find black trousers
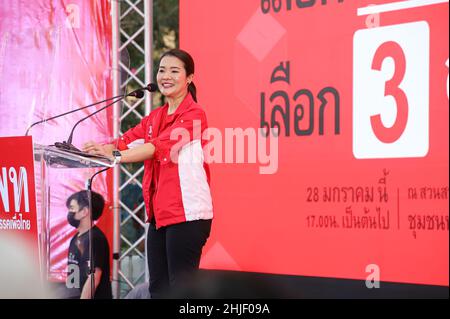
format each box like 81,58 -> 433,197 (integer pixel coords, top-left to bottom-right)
146,219 -> 212,298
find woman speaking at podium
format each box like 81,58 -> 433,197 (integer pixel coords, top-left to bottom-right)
83,49 -> 213,298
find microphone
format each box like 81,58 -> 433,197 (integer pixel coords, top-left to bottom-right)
52,83 -> 157,152
129,90 -> 145,99
146,83 -> 159,92
25,83 -> 158,136
127,83 -> 158,98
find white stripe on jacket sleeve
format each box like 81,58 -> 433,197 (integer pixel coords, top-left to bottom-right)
178,140 -> 213,221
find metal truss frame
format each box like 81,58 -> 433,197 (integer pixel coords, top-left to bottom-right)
111,0 -> 153,299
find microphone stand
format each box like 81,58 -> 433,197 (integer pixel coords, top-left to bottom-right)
54,96 -> 125,152
25,84 -> 151,141
25,94 -> 124,136
55,89 -> 146,152
86,166 -> 112,299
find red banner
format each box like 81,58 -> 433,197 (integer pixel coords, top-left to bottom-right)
181,0 -> 449,286
0,136 -> 39,268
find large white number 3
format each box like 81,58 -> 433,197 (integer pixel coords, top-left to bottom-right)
353,21 -> 429,159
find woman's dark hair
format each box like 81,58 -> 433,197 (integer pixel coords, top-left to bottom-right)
159,49 -> 197,102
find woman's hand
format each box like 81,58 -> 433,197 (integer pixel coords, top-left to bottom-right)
83,142 -> 115,158
83,141 -> 156,163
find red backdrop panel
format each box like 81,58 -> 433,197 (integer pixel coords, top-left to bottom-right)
181,0 -> 449,286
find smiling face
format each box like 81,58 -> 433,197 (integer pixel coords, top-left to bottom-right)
157,55 -> 194,100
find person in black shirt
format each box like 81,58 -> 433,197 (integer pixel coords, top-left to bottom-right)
66,190 -> 112,299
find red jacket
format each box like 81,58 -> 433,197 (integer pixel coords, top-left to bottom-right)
114,93 -> 213,228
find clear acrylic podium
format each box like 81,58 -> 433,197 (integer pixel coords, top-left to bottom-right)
33,143 -> 114,282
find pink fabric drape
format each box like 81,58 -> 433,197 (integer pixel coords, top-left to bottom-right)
0,0 -> 114,281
